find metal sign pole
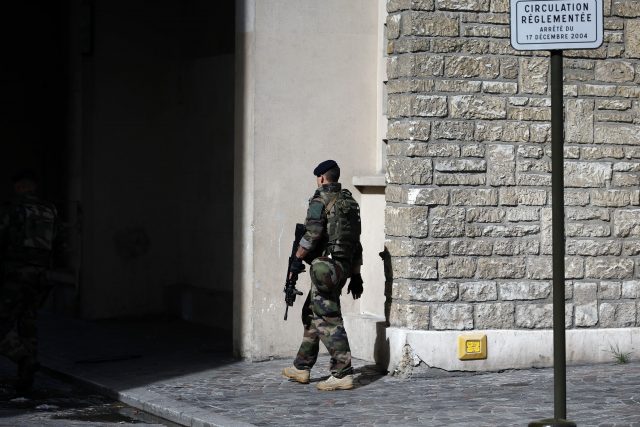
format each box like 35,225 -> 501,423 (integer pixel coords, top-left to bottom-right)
513,1 -> 604,425
550,49 -> 568,423
529,49 -> 576,427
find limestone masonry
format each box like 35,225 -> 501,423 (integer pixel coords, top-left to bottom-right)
384,0 -> 640,332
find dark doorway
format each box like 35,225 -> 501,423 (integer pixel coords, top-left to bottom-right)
2,1 -> 235,340
0,2 -> 69,204
74,0 -> 236,333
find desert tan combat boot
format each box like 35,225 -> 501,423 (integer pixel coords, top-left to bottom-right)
316,374 -> 353,391
282,366 -> 310,384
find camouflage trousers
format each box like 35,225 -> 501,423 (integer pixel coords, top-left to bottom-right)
0,272 -> 42,366
293,257 -> 352,378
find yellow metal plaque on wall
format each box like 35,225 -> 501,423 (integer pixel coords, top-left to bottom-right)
457,334 -> 488,360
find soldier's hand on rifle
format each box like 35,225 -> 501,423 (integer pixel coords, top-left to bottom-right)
284,286 -> 303,306
289,257 -> 305,276
347,273 -> 364,300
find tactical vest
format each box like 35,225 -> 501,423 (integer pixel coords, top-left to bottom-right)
321,189 -> 361,262
3,198 -> 56,267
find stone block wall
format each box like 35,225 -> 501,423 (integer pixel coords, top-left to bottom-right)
385,0 -> 640,331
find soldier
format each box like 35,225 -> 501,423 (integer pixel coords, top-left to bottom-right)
0,170 -> 57,391
282,160 -> 364,391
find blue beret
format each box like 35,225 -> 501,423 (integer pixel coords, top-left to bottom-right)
313,160 -> 338,176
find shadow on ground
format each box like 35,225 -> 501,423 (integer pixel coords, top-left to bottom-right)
38,311 -> 235,392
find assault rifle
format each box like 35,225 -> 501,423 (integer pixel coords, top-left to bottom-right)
283,223 -> 305,320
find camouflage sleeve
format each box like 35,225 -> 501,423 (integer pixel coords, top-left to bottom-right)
352,241 -> 363,267
299,196 -> 326,252
52,203 -> 59,240
51,204 -> 63,259
0,207 -> 7,234
0,205 -> 8,259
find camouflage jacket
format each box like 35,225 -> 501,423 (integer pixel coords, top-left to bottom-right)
0,194 -> 58,268
299,183 -> 362,274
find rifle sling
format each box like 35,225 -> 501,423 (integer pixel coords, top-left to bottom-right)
324,194 -> 339,216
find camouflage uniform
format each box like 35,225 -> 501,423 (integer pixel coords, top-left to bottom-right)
0,193 -> 57,373
293,182 -> 362,378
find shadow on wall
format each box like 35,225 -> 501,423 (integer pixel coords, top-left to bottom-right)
373,247 -> 393,371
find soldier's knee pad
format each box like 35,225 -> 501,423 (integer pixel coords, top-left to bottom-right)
310,258 -> 341,294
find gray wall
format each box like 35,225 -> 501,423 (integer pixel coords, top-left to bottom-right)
234,0 -> 380,359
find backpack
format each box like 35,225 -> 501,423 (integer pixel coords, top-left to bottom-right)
325,189 -> 361,260
3,199 -> 56,266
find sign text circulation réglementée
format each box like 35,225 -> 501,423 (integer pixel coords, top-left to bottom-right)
521,2 -> 593,24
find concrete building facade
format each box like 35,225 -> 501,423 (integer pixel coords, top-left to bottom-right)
382,0 -> 640,373
235,0 -> 640,374
5,0 -> 640,375
234,0 -> 388,360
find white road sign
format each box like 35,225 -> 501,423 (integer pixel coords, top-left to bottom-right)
510,0 -> 603,50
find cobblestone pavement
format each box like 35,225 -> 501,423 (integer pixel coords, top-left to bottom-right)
38,314 -> 640,427
145,356 -> 640,427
